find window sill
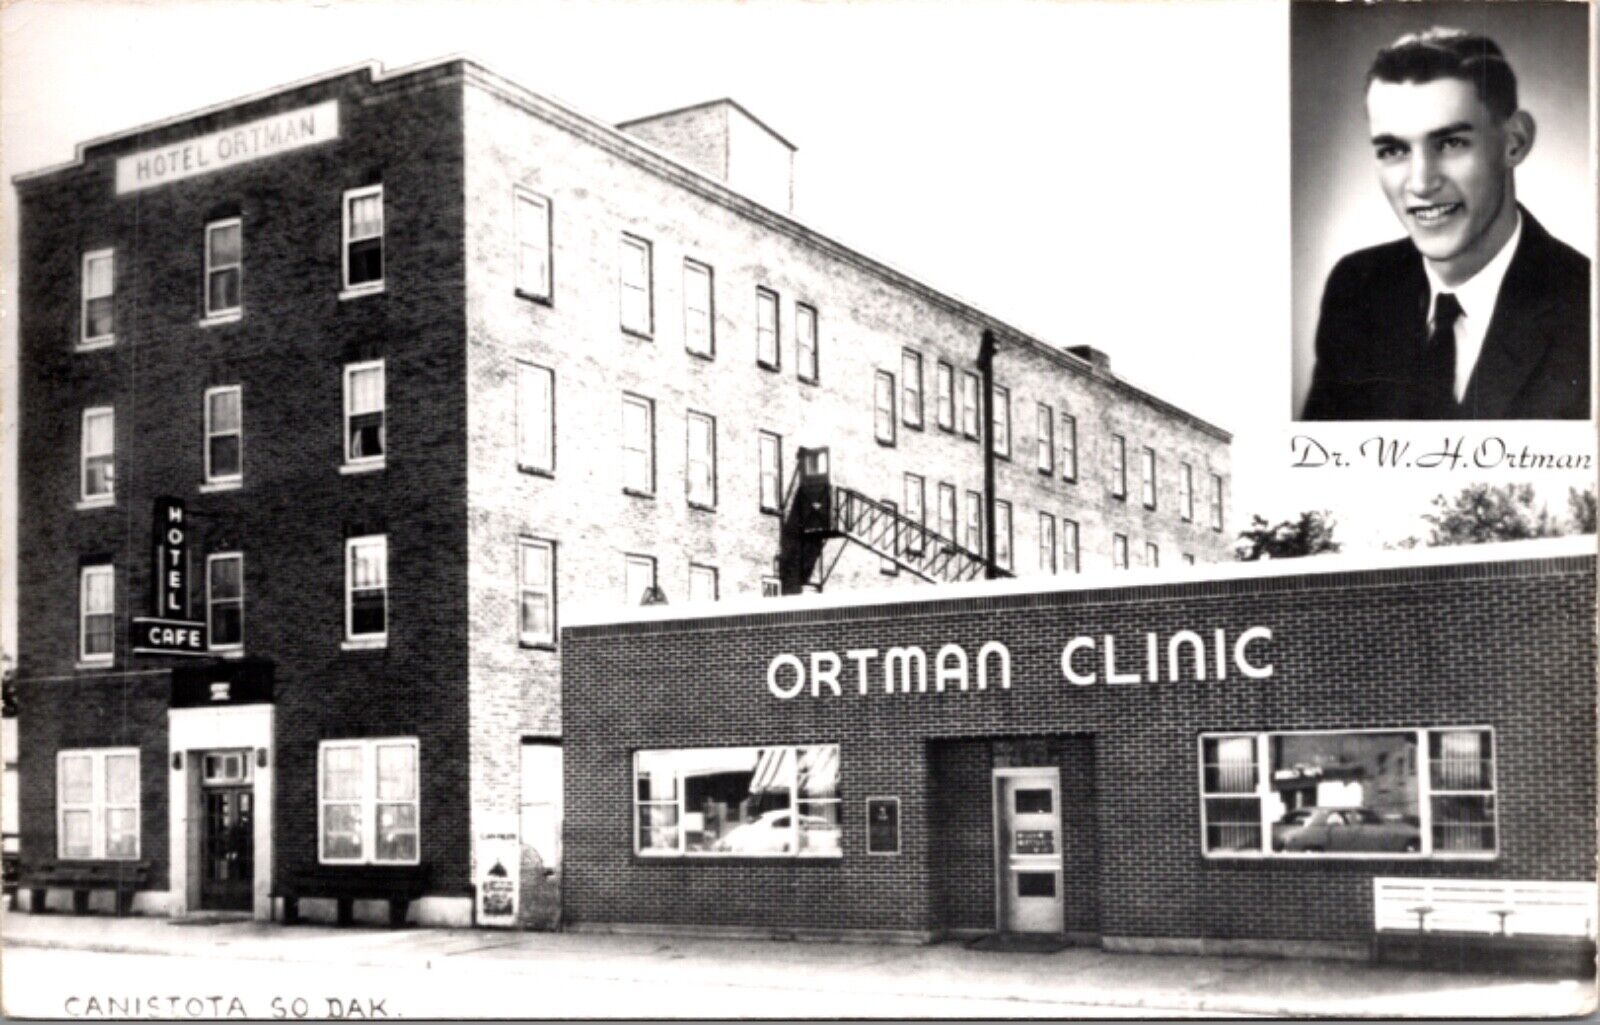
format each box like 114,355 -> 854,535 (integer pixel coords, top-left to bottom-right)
1143,504 -> 1158,513
902,421 -> 924,433
635,851 -> 844,862
687,501 -> 717,513
75,659 -> 114,670
519,639 -> 558,651
685,348 -> 716,363
515,288 -> 553,306
623,488 -> 655,500
518,464 -> 555,479
75,496 -> 115,511
340,459 -> 386,476
756,361 -> 780,373
76,337 -> 116,353
339,282 -> 386,301
760,506 -> 781,517
798,375 -> 819,387
207,648 -> 245,659
340,637 -> 387,651
875,438 -> 896,448
621,327 -> 654,342
199,310 -> 242,328
200,479 -> 243,494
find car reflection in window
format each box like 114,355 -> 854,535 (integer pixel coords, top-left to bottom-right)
1272,806 -> 1420,854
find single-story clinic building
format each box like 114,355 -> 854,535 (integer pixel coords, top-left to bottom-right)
560,537 -> 1597,963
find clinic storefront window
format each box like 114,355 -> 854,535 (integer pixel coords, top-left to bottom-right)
1199,727 -> 1496,859
635,745 -> 841,857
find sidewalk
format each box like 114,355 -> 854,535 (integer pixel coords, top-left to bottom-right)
3,909 -> 1595,1018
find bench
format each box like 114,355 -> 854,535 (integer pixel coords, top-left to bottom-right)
1373,878 -> 1597,976
275,865 -> 430,928
20,860 -> 150,916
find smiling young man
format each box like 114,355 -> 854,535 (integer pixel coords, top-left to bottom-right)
1301,28 -> 1591,421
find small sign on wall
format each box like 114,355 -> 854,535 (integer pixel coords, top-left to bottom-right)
473,813 -> 520,928
867,797 -> 900,855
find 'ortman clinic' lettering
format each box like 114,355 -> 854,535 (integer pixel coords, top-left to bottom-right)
766,628 -> 1274,699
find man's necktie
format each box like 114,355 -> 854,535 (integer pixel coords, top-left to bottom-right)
1423,293 -> 1463,418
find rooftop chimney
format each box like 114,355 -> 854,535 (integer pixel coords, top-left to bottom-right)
617,99 -> 795,213
1067,345 -> 1111,373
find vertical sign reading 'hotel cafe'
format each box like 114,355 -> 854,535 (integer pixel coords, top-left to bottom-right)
129,496 -> 208,656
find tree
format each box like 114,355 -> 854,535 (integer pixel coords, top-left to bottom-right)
1422,483 -> 1560,546
1567,486 -> 1596,535
1235,511 -> 1341,561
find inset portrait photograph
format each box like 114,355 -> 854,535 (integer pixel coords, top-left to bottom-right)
1292,2 -> 1594,421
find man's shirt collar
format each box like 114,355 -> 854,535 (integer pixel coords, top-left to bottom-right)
1424,209 -> 1523,324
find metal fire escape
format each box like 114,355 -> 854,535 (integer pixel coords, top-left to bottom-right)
777,447 -> 1008,592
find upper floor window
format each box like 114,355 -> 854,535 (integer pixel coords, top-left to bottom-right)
343,361 -> 385,468
964,490 -> 983,555
1141,446 -> 1157,509
342,185 -> 384,293
517,362 -> 554,475
759,431 -> 783,513
994,500 -> 1013,571
58,748 -> 139,860
935,362 -> 955,432
901,350 -> 924,428
1062,518 -> 1081,573
1180,462 -> 1195,522
515,189 -> 552,302
1210,473 -> 1225,532
621,394 -> 655,496
81,249 -> 115,347
80,563 -> 114,664
204,219 -> 242,318
991,385 -> 1011,459
619,235 -> 653,337
688,563 -> 719,603
207,552 -> 244,652
624,554 -> 658,605
1038,512 -> 1057,573
880,499 -> 900,575
1035,404 -> 1054,474
686,411 -> 717,508
319,738 -> 418,865
1112,532 -> 1129,569
959,372 -> 980,439
761,576 -> 782,598
874,371 -> 896,445
345,535 -> 387,644
937,483 -> 957,542
756,288 -> 779,370
81,407 -> 115,505
795,304 -> 818,383
1060,413 -> 1078,482
1183,553 -> 1196,566
1110,434 -> 1127,499
903,473 -> 926,556
518,538 -> 555,646
683,259 -> 714,357
1144,541 -> 1160,568
204,386 -> 243,485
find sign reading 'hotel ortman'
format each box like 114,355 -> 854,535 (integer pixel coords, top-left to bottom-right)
115,99 -> 340,194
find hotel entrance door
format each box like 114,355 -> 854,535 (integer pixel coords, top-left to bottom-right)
199,751 -> 254,912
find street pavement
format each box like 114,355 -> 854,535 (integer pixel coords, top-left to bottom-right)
2,909 -> 1595,1019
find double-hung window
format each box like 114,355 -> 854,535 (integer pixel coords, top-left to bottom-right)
937,483 -> 957,544
345,535 -> 387,644
1210,473 -> 1225,531
81,249 -> 115,347
1110,434 -> 1127,499
1060,413 -> 1078,482
624,554 -> 657,605
342,185 -> 384,293
343,361 -> 385,468
518,538 -> 555,646
81,407 -> 114,504
619,235 -> 653,337
756,288 -> 779,370
686,411 -> 717,508
683,259 -> 714,357
758,431 -> 783,513
204,386 -> 243,485
204,219 -> 242,318
1036,404 -> 1054,474
1062,519 -> 1080,573
207,552 -> 243,652
795,304 -> 818,382
1180,463 -> 1195,522
880,500 -> 900,575
688,564 -> 719,603
621,394 -> 655,496
903,473 -> 926,556
79,564 -> 114,664
516,362 -> 555,475
959,372 -> 980,439
990,385 -> 1011,459
635,744 -> 841,857
58,748 -> 139,860
1141,446 -> 1157,509
515,189 -> 552,301
874,371 -> 896,445
1112,532 -> 1129,569
1144,541 -> 1160,568
319,738 -> 418,864
1039,512 -> 1057,573
964,490 -> 983,555
994,500 -> 1013,570
935,362 -> 955,431
901,350 -> 923,428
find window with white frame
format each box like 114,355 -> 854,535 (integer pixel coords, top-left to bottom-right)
635,744 -> 841,857
204,386 -> 243,484
1036,404 -> 1054,474
937,483 -> 957,543
759,431 -> 782,513
621,394 -> 655,495
761,576 -> 782,597
515,189 -> 552,301
319,738 -> 419,864
1039,512 -> 1057,573
79,564 -> 114,664
1110,434 -> 1127,499
991,385 -> 1011,459
683,259 -> 714,357
207,552 -> 243,652
995,500 -> 1013,570
1199,728 -> 1496,858
1062,519 -> 1080,573
516,362 -> 554,475
1112,532 -> 1128,569
1141,446 -> 1157,509
81,249 -> 115,346
342,185 -> 384,291
205,219 -> 242,317
880,499 -> 900,575
518,538 -> 555,646
345,535 -> 387,643
903,473 -> 925,556
1144,541 -> 1159,568
619,235 -> 653,336
936,362 -> 955,431
901,350 -> 923,428
795,304 -> 818,382
1210,473 -> 1225,532
343,361 -> 385,466
959,372 -> 980,439
1180,462 -> 1195,522
756,288 -> 779,369
81,407 -> 114,503
1060,413 -> 1078,482
58,748 -> 139,860
874,371 -> 896,445
688,563 -> 719,603
964,490 -> 983,555
686,411 -> 717,508
624,554 -> 657,605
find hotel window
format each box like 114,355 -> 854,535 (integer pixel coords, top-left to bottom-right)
1060,413 -> 1078,482
624,554 -> 657,605
964,490 -> 983,555
204,219 -> 242,318
688,564 -> 719,603
959,372 -> 980,439
319,738 -> 419,865
796,304 -> 818,382
1110,434 -> 1127,499
343,361 -> 385,467
634,744 -> 841,858
1199,728 -> 1496,858
619,235 -> 653,337
518,538 -> 555,646
345,535 -> 387,644
758,431 -> 783,513
994,500 -> 1013,571
901,350 -> 923,428
57,749 -> 139,860
1112,532 -> 1128,569
81,249 -> 115,346
874,371 -> 896,445
903,473 -> 926,556
683,259 -> 714,357
1210,473 -> 1225,531
79,564 -> 114,664
516,362 -> 555,475
1144,541 -> 1159,568
342,185 -> 383,292
1180,462 -> 1195,522
935,361 -> 955,431
1141,446 -> 1157,509
81,407 -> 115,504
621,394 -> 655,496
515,189 -> 552,302
761,576 -> 782,598
937,483 -> 957,544
990,385 -> 1011,459
207,553 -> 243,652
1182,553 -> 1196,565
1038,512 -> 1057,573
204,386 -> 242,485
1062,519 -> 1080,573
755,288 -> 779,370
1036,404 -> 1054,474
686,411 -> 717,508
880,500 -> 900,575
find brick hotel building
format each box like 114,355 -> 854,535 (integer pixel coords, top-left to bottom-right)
12,58 -> 1231,925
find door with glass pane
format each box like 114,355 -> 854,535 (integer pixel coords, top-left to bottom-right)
200,750 -> 253,911
994,768 -> 1064,933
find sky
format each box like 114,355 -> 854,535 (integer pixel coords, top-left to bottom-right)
2,0 -> 1594,659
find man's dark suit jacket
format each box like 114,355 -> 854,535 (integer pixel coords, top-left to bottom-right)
1301,209 -> 1592,420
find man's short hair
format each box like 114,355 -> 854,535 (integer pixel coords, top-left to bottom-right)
1368,27 -> 1518,121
